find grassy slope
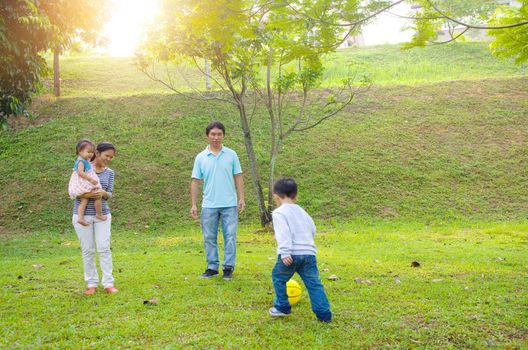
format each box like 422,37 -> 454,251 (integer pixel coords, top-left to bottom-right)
0,43 -> 527,233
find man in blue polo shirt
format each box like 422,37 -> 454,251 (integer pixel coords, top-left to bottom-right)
190,121 -> 245,280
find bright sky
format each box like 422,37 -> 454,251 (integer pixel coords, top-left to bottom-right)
103,1 -> 414,57
104,0 -> 160,57
361,3 -> 415,45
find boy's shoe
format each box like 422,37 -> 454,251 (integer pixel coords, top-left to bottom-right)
269,307 -> 290,317
222,267 -> 233,280
200,269 -> 219,278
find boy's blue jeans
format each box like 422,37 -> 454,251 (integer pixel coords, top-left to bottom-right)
272,255 -> 332,322
200,206 -> 238,271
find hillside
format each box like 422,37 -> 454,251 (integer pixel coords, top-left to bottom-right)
0,43 -> 527,233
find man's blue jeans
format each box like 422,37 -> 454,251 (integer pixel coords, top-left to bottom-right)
201,206 -> 238,271
272,255 -> 332,322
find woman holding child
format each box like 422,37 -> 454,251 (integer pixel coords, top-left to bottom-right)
70,141 -> 118,295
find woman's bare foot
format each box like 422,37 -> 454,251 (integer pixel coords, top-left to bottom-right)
105,287 -> 118,294
96,214 -> 107,221
78,218 -> 89,226
84,287 -> 97,295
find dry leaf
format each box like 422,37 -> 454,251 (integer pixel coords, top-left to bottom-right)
432,279 -> 443,283
411,261 -> 420,268
327,274 -> 338,281
32,264 -> 44,270
143,298 -> 157,306
394,276 -> 401,284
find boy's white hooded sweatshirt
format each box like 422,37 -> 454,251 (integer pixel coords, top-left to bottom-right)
272,203 -> 317,258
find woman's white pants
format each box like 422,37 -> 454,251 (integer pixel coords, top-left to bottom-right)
72,214 -> 114,288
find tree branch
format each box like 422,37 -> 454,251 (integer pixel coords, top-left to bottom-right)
424,0 -> 528,30
139,64 -> 236,105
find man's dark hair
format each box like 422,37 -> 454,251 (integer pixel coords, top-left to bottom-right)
206,121 -> 225,136
273,177 -> 298,199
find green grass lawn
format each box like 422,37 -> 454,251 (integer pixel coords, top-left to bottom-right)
1,222 -> 526,348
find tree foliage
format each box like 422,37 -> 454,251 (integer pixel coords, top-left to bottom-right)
489,1 -> 528,63
0,0 -> 110,127
405,0 -> 528,63
139,0 -> 371,225
0,0 -> 53,128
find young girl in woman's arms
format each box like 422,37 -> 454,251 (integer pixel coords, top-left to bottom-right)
68,139 -> 107,226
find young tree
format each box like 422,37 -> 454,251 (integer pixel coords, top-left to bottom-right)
138,0 -> 370,226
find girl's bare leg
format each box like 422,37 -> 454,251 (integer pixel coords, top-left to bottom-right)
78,198 -> 89,226
95,198 -> 107,221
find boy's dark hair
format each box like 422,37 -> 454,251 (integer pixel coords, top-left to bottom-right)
273,177 -> 298,199
76,139 -> 95,155
206,121 -> 225,136
91,142 -> 116,161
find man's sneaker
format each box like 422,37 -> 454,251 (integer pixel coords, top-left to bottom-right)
269,307 -> 290,317
200,269 -> 218,278
222,267 -> 233,280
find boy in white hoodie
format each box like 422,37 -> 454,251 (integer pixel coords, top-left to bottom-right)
269,177 -> 332,322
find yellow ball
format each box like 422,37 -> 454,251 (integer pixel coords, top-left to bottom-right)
286,279 -> 303,305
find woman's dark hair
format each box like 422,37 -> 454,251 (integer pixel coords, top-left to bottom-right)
273,177 -> 298,199
206,121 -> 225,136
90,142 -> 116,161
76,139 -> 95,155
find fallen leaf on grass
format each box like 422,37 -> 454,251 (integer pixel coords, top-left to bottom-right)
143,298 -> 157,306
322,268 -> 330,272
354,277 -> 373,285
59,260 -> 73,265
432,279 -> 443,283
327,274 -> 338,281
411,261 -> 420,268
32,264 -> 44,270
394,276 -> 401,284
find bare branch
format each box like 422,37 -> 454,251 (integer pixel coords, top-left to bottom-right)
291,79 -> 370,133
139,63 -> 236,105
191,57 -> 227,92
424,0 -> 528,30
288,0 -> 405,27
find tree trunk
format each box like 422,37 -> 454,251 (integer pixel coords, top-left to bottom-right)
236,101 -> 272,226
53,48 -> 60,97
266,48 -> 278,212
204,58 -> 212,91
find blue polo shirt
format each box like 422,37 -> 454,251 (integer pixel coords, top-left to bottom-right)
191,145 -> 242,208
